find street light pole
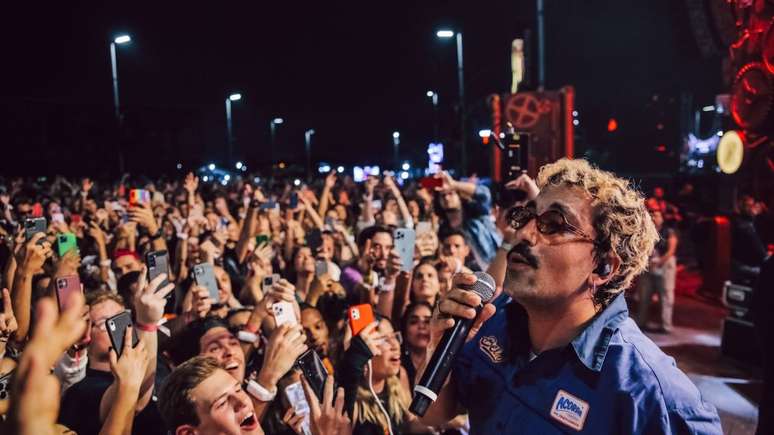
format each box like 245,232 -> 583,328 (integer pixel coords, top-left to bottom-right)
437,30 -> 467,175
269,118 -> 284,165
109,34 -> 131,173
304,129 -> 315,181
225,93 -> 241,165
392,131 -> 400,171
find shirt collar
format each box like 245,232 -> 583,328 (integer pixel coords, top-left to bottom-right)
570,292 -> 630,372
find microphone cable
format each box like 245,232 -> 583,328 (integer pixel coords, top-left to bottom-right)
367,360 -> 395,435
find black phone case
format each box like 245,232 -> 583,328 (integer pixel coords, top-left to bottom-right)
296,349 -> 328,402
307,230 -> 323,253
193,263 -> 220,302
106,311 -> 139,358
146,250 -> 171,292
24,218 -> 47,241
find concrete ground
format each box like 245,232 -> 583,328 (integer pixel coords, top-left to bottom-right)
629,267 -> 762,435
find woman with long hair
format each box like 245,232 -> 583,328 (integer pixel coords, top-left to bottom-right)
399,301 -> 432,389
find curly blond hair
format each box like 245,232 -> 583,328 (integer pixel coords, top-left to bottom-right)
536,158 -> 659,305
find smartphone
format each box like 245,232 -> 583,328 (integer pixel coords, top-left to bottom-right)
348,303 -> 375,336
70,214 -> 82,225
51,212 -> 65,224
284,381 -> 312,435
289,192 -> 299,209
324,217 -> 335,230
24,217 -> 47,241
296,349 -> 328,402
54,274 -> 82,312
314,260 -> 328,278
32,203 -> 44,218
420,177 -> 444,190
307,229 -> 323,253
255,234 -> 271,246
193,263 -> 220,302
145,250 -> 171,291
129,189 -> 150,206
272,301 -> 297,327
262,273 -> 280,292
394,228 -> 416,272
371,200 -> 382,211
56,232 -> 78,257
106,311 -> 139,358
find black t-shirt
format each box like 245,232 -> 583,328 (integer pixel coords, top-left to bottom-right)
59,368 -> 166,435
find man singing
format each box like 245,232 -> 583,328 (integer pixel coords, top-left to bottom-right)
420,159 -> 722,434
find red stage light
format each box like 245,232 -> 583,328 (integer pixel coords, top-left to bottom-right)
607,118 -> 618,132
656,144 -> 667,152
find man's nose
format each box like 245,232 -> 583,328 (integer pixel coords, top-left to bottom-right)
517,218 -> 538,246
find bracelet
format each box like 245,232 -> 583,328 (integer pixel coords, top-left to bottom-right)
135,322 -> 159,332
100,259 -> 112,267
238,330 -> 259,343
499,242 -> 514,253
150,229 -> 164,240
246,379 -> 277,402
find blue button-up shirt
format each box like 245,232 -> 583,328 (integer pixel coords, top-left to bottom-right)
452,293 -> 722,434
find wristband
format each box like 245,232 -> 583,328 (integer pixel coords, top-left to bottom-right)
238,330 -> 259,343
150,229 -> 164,240
499,242 -> 514,253
100,259 -> 112,267
246,379 -> 277,402
135,322 -> 159,332
244,323 -> 260,334
378,277 -> 395,292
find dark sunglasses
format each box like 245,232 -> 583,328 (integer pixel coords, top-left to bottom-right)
507,206 -> 596,243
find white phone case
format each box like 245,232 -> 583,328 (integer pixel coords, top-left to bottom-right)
394,228 -> 416,272
285,382 -> 311,435
272,301 -> 297,327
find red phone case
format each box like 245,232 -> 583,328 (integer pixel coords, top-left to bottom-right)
348,304 -> 375,336
420,177 -> 443,190
55,274 -> 82,312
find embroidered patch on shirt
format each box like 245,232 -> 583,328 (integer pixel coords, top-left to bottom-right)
550,389 -> 589,431
478,335 -> 504,363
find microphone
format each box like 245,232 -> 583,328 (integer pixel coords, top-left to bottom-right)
410,271 -> 496,417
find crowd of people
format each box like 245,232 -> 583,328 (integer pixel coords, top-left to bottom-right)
0,158 -> 754,434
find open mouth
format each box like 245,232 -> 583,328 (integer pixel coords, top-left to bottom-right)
224,360 -> 240,371
240,412 -> 258,430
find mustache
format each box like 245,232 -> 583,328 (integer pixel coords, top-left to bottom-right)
508,242 -> 539,268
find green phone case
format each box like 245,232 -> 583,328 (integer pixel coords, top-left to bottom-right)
57,232 -> 78,257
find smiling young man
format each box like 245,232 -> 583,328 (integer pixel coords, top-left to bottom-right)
158,356 -> 263,435
420,159 -> 722,434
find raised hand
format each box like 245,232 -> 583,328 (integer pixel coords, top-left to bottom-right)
504,173 -> 539,201
432,273 -> 496,349
183,172 -> 199,194
257,324 -> 308,391
19,233 -> 51,275
0,288 -> 19,340
128,202 -> 159,234
189,285 -> 213,320
133,267 -> 174,326
108,328 -> 150,393
324,172 -> 337,189
302,376 -> 352,435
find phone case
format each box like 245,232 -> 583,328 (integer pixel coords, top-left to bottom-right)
24,218 -> 47,241
262,274 -> 279,292
348,304 -> 375,336
146,250 -> 171,291
255,234 -> 271,246
0,371 -> 12,400
420,177 -> 443,190
106,311 -> 139,358
289,193 -> 299,209
55,274 -> 82,312
284,381 -> 312,435
129,189 -> 150,206
394,228 -> 416,272
314,260 -> 328,277
296,349 -> 328,402
56,233 -> 78,257
193,263 -> 220,302
272,301 -> 297,327
307,230 -> 323,253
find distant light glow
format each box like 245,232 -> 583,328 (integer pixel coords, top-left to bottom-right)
607,118 -> 618,132
241,166 -> 247,172
437,30 -> 454,38
235,161 -> 243,169
572,110 -> 578,117
221,180 -> 228,186
392,131 -> 400,139
353,166 -> 365,182
273,118 -> 284,125
278,162 -> 286,169
114,35 -> 131,44
478,129 -> 492,138
224,174 -> 230,181
400,171 -> 409,180
401,162 -> 410,171
293,179 -> 301,186
318,164 -> 332,174
228,93 -> 242,101
426,91 -> 435,97
702,105 -> 715,112
717,130 -> 723,136
573,119 -> 580,126
208,163 -> 215,171
202,176 -> 209,182
337,166 -> 345,173
176,163 -> 182,169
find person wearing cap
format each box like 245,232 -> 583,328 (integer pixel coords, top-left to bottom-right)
419,159 -> 721,434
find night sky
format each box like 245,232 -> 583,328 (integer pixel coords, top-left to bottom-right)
0,0 -> 725,177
